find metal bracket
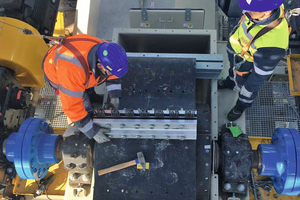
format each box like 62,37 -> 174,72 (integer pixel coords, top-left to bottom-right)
185,8 -> 191,21
141,8 -> 148,21
93,118 -> 197,140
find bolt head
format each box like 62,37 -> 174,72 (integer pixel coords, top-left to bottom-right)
6,167 -> 12,174
70,173 -> 78,181
135,124 -> 140,129
151,135 -> 155,139
66,163 -> 76,169
164,124 -> 170,129
120,124 -> 125,128
149,124 -> 155,129
82,174 -> 90,182
179,136 -> 185,141
237,183 -> 245,192
224,183 -> 231,190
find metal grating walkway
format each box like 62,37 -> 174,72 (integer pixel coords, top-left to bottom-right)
34,82 -> 68,128
246,81 -> 300,137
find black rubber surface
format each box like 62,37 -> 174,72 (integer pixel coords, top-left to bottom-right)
94,139 -> 196,200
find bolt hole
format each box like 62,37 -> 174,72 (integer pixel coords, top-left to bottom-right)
145,90 -> 148,92
182,91 -> 185,93
157,90 -> 160,92
150,191 -> 153,194
136,190 -> 138,193
16,116 -> 19,119
180,192 -> 183,195
170,90 -> 172,93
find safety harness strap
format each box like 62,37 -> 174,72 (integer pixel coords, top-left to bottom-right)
240,17 -> 283,57
239,7 -> 286,60
61,37 -> 105,86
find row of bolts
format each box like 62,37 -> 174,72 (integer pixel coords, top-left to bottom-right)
105,124 -> 186,129
104,123 -> 187,140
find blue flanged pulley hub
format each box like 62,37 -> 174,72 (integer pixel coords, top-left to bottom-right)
258,128 -> 300,196
5,117 -> 62,180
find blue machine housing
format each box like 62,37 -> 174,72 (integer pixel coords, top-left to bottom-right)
5,117 -> 62,180
258,128 -> 300,196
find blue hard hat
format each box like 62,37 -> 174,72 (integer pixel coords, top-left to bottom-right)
97,43 -> 128,78
239,0 -> 284,12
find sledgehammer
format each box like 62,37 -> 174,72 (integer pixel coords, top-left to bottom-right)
98,152 -> 146,176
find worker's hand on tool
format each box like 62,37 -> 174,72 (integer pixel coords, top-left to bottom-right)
93,124 -> 111,143
110,97 -> 119,110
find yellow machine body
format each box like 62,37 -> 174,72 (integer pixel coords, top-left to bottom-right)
0,17 -> 48,87
287,54 -> 300,96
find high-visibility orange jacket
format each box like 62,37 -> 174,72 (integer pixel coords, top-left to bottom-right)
43,34 -> 120,123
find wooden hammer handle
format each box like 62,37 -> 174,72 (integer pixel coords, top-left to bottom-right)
98,160 -> 136,176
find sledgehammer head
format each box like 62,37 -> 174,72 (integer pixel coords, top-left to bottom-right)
137,152 -> 146,170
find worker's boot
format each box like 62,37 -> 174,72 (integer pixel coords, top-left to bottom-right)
218,78 -> 235,90
227,105 -> 245,121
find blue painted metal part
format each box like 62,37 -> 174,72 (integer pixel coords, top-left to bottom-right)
5,117 -> 62,180
258,128 -> 300,196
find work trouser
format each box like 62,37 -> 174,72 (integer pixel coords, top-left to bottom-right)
223,55 -> 258,111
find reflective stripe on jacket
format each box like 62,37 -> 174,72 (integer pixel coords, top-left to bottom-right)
42,34 -> 118,122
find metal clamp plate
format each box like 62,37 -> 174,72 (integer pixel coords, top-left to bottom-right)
93,118 -> 197,140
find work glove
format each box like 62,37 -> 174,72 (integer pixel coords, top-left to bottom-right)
93,124 -> 111,143
110,97 -> 119,110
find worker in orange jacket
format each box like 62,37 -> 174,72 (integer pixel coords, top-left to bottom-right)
42,34 -> 128,143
